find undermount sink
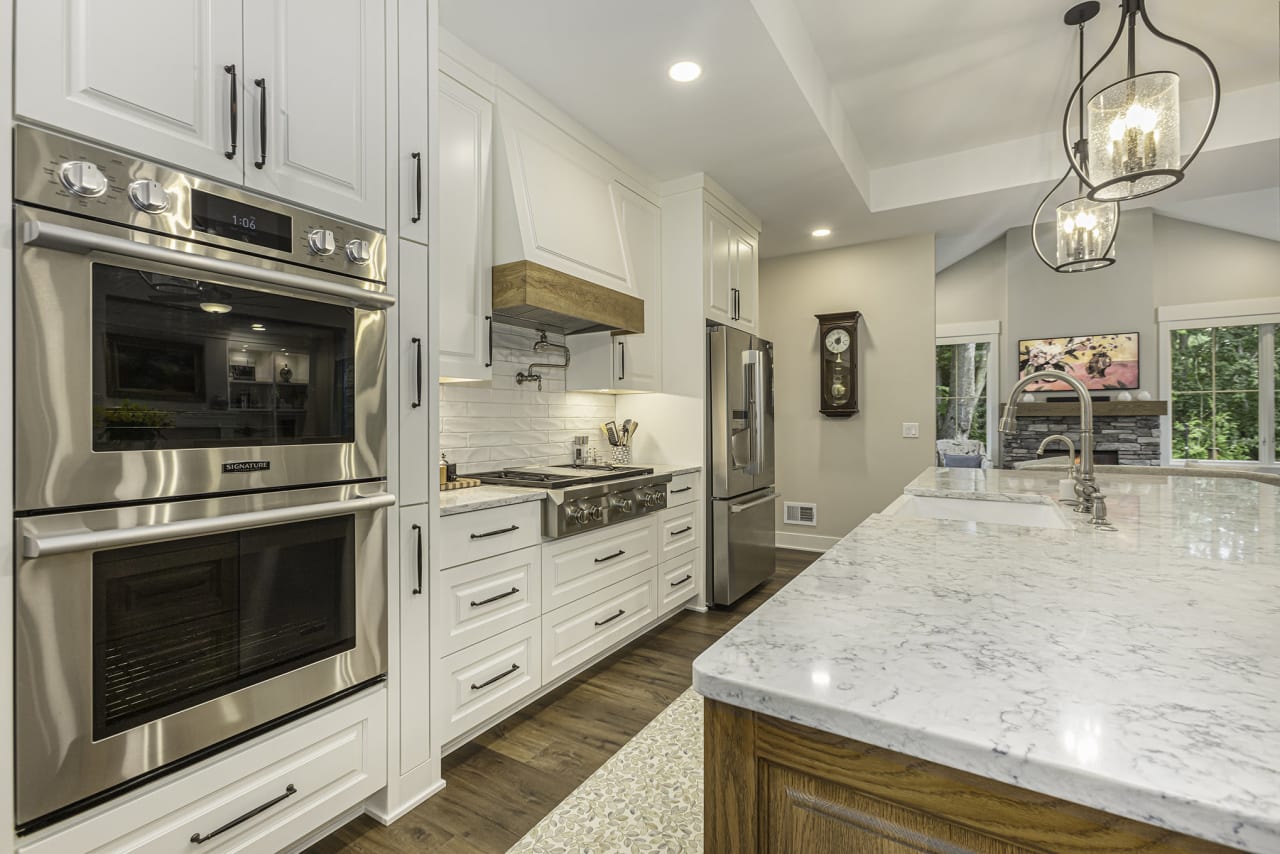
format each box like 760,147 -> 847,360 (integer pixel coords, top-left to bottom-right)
883,494 -> 1071,530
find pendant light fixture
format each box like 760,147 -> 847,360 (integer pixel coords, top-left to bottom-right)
1033,2 -> 1119,273
1062,0 -> 1220,202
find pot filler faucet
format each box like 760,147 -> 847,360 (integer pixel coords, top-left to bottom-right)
1000,369 -> 1110,527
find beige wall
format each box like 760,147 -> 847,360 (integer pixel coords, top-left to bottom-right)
760,234 -> 936,546
935,236 -> 1007,328
1153,216 -> 1280,306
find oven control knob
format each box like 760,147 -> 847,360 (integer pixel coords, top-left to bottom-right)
127,179 -> 170,213
59,160 -> 109,198
345,238 -> 372,264
307,228 -> 336,256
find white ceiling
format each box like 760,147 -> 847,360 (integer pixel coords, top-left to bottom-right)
440,0 -> 1280,268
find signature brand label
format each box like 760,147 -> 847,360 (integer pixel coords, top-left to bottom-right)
222,461 -> 271,473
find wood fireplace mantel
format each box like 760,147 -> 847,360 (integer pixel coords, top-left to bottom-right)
999,400 -> 1169,417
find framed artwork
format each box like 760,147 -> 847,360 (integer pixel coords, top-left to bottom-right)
1017,333 -> 1139,391
228,363 -> 257,381
105,334 -> 206,401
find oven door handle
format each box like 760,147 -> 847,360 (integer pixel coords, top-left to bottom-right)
22,493 -> 396,558
21,219 -> 395,311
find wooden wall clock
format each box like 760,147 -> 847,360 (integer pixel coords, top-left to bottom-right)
816,311 -> 861,417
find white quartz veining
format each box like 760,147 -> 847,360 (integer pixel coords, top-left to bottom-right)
693,467 -> 1280,851
438,485 -> 546,516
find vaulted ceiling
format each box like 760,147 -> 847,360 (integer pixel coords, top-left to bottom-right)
441,0 -> 1280,269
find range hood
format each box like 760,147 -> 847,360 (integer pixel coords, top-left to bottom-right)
493,260 -> 644,335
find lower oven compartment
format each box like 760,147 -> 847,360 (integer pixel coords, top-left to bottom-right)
14,483 -> 391,832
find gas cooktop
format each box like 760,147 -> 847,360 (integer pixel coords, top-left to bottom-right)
471,465 -> 654,490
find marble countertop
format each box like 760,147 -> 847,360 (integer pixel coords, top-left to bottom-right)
693,467 -> 1280,851
438,463 -> 700,516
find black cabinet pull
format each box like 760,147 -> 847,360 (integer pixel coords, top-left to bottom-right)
410,151 -> 423,223
411,523 -> 423,595
471,663 -> 519,691
618,340 -> 625,382
471,524 -> 519,540
190,784 -> 297,844
670,574 -> 693,587
253,77 -> 267,169
670,526 -> 692,536
594,609 -> 626,627
223,64 -> 238,160
594,549 -> 625,564
485,315 -> 493,368
671,486 -> 693,494
471,587 -> 519,607
411,337 -> 423,408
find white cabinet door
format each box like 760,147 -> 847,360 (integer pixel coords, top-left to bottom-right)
704,202 -> 735,325
398,505 -> 432,774
438,74 -> 493,382
243,0 -> 386,226
15,0 -> 244,184
733,229 -> 759,332
397,0 -> 431,244
398,239 -> 433,507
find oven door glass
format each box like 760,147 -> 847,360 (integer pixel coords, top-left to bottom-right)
92,263 -> 356,451
92,515 -> 356,740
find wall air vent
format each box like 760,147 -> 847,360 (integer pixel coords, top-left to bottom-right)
783,501 -> 817,526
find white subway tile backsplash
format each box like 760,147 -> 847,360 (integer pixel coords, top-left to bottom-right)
440,323 -> 615,474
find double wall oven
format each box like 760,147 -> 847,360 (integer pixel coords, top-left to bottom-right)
12,126 -> 393,832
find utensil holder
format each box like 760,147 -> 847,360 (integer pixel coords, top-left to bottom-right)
611,446 -> 632,466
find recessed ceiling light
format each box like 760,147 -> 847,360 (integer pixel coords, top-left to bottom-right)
811,228 -> 832,238
251,323 -> 266,331
668,61 -> 702,83
200,301 -> 232,314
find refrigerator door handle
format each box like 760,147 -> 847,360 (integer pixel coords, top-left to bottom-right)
730,489 -> 777,513
743,350 -> 763,476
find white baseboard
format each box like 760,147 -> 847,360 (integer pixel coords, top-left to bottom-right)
776,531 -> 839,552
364,777 -> 447,826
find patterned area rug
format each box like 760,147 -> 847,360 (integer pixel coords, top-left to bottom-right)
506,688 -> 704,853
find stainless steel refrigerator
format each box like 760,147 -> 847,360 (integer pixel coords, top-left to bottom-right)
707,324 -> 777,606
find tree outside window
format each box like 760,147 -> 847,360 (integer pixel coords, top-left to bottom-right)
936,342 -> 990,444
1170,324 -> 1275,462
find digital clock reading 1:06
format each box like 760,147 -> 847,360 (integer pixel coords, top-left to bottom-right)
191,189 -> 292,252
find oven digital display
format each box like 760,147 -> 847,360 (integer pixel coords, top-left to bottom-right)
191,189 -> 293,252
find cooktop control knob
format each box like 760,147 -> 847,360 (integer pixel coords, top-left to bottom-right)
59,160 -> 109,197
127,179 -> 170,213
568,503 -> 592,525
345,238 -> 372,264
307,228 -> 336,256
610,496 -> 635,514
590,504 -> 605,522
640,490 -> 664,508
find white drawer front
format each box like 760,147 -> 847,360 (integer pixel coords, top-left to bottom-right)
660,552 -> 700,615
666,472 -> 700,507
434,621 -> 542,744
20,689 -> 387,854
541,517 -> 658,612
439,502 -> 542,569
660,503 -> 702,562
433,546 -> 542,657
543,571 -> 657,682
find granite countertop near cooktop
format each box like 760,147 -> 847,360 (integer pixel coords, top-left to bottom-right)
438,463 -> 700,516
693,467 -> 1280,851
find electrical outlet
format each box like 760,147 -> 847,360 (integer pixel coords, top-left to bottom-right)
902,422 -> 920,438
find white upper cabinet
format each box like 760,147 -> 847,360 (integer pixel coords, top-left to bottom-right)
397,0 -> 431,244
438,73 -> 493,382
243,0 -> 387,227
703,200 -> 759,333
567,184 -> 662,392
493,93 -> 634,294
15,0 -> 245,185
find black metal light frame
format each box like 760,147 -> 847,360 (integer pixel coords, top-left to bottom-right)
1059,0 -> 1221,203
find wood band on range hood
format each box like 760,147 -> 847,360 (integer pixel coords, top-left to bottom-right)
492,260 -> 644,335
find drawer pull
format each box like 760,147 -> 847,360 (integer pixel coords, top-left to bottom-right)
671,486 -> 693,494
471,663 -> 520,691
471,587 -> 520,607
670,526 -> 693,536
190,783 -> 297,844
670,574 -> 694,587
594,608 -> 626,627
470,524 -> 520,540
594,549 -> 626,564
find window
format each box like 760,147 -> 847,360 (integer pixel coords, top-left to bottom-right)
936,340 -> 992,452
1169,323 -> 1276,464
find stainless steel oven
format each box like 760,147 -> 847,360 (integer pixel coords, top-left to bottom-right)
13,125 -> 390,512
14,483 -> 391,831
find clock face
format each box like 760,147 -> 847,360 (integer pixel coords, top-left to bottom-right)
824,328 -> 851,354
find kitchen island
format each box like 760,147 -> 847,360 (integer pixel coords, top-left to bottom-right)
693,468 -> 1278,853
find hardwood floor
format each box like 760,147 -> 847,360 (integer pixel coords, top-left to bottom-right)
306,550 -> 815,854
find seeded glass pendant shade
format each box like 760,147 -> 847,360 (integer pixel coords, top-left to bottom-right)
1032,2 -> 1119,273
1063,0 -> 1219,203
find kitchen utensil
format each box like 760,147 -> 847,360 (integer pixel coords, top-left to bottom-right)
625,420 -> 638,444
605,421 -> 620,446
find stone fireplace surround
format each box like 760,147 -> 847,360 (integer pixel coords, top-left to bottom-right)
1001,412 -> 1163,467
